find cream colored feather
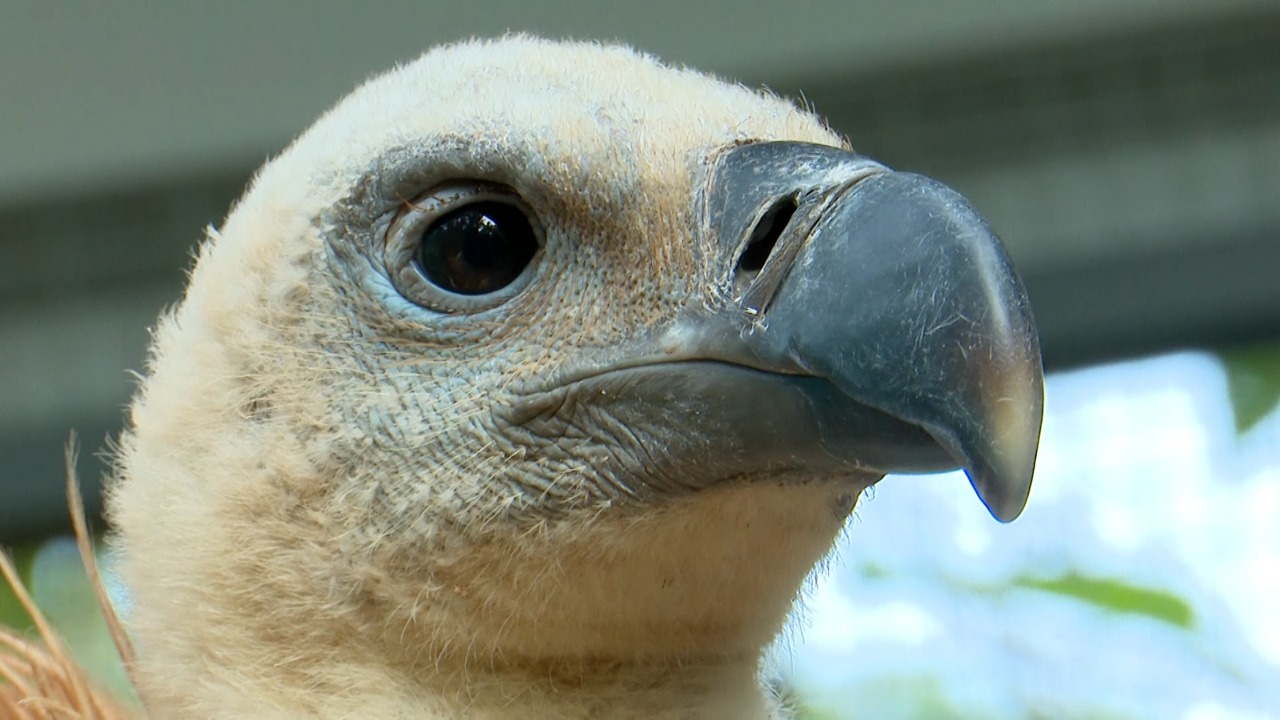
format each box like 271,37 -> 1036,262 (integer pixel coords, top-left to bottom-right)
12,36 -> 862,718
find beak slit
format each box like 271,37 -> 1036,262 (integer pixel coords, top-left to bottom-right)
735,195 -> 798,280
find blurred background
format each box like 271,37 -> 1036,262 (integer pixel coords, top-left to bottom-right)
2,2 -> 1278,717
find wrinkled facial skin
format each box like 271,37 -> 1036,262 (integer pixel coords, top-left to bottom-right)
318,140 -> 706,530
107,39 -> 868,717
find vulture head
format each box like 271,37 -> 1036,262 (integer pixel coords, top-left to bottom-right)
107,36 -> 1043,718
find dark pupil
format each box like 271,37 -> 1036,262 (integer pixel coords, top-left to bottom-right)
415,202 -> 538,295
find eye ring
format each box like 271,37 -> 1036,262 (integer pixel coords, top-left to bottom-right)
385,182 -> 544,313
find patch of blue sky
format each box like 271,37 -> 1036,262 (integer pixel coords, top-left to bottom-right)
781,351 -> 1280,719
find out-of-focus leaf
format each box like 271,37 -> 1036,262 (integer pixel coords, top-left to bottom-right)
1,537 -> 137,706
0,545 -> 37,632
769,678 -> 844,720
1217,343 -> 1280,435
1014,572 -> 1194,629
29,537 -> 137,705
856,560 -> 889,580
801,677 -> 968,720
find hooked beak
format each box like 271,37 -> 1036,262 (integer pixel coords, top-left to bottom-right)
694,141 -> 1043,521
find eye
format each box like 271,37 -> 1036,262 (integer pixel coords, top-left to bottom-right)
416,201 -> 537,295
385,183 -> 543,312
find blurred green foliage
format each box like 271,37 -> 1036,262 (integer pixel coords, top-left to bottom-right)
793,677 -> 968,720
1218,342 -> 1280,435
0,539 -> 136,705
0,546 -> 36,632
1013,571 -> 1194,629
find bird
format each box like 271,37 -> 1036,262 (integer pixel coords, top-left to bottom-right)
2,35 -> 1043,719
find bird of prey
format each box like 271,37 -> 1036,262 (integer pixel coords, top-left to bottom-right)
2,36 -> 1042,719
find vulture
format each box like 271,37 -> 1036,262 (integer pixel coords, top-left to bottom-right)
1,36 -> 1043,719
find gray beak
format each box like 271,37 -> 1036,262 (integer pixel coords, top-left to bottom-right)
697,141 -> 1043,521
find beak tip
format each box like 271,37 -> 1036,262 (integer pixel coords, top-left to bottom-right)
974,465 -> 1035,523
972,397 -> 1043,523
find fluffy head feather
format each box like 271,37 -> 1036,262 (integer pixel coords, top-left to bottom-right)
109,37 -> 861,718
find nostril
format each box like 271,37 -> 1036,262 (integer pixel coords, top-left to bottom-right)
736,195 -> 798,274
